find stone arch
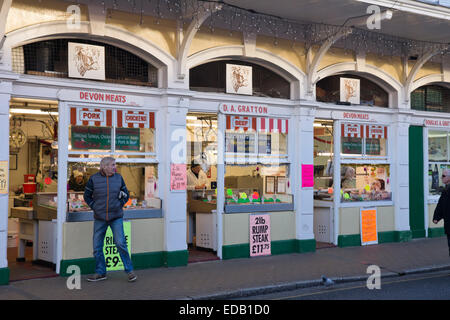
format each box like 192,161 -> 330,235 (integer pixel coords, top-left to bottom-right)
186,45 -> 306,100
316,62 -> 403,108
2,21 -> 176,87
410,74 -> 446,93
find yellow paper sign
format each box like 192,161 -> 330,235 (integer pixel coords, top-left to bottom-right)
0,161 -> 8,194
360,208 -> 378,245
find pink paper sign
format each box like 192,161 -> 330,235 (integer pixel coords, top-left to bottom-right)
170,164 -> 187,191
249,214 -> 271,257
301,164 -> 314,188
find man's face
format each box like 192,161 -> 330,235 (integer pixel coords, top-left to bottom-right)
192,165 -> 201,174
104,162 -> 116,176
442,171 -> 450,185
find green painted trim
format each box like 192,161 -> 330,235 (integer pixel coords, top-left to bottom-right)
378,231 -> 395,244
409,126 -> 426,239
132,252 -> 164,270
338,234 -> 361,247
60,258 -> 95,276
395,230 -> 412,242
428,227 -> 445,238
222,244 -> 249,260
411,229 -> 426,239
164,250 -> 188,267
296,239 -> 316,253
222,239 -> 316,260
271,239 -> 297,255
338,231 -> 412,247
0,268 -> 9,285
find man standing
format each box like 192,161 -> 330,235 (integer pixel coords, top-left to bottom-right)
433,169 -> 450,257
84,157 -> 137,282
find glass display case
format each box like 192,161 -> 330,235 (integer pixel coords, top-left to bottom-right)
187,190 -> 217,213
33,192 -> 58,220
224,165 -> 293,213
340,164 -> 392,202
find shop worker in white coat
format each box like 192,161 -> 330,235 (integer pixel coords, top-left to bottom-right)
187,160 -> 208,190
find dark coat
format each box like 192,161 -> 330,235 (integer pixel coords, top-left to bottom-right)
433,184 -> 450,235
83,172 -> 129,221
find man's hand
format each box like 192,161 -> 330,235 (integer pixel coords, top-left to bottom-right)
118,191 -> 127,199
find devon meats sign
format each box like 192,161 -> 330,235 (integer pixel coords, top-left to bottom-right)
59,89 -> 144,107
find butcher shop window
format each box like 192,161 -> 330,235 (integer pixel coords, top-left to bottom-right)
11,39 -> 157,87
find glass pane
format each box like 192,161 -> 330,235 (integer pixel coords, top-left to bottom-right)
225,132 -> 256,154
268,132 -> 288,155
67,162 -> 159,212
428,163 -> 450,195
365,137 -> 387,156
340,164 -> 391,202
69,125 -> 112,152
341,137 -> 363,155
224,164 -> 292,204
313,121 -> 334,200
115,127 -> 155,153
428,130 -> 448,162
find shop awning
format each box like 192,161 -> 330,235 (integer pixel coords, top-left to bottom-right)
341,123 -> 387,138
226,115 -> 288,133
70,107 -> 155,129
70,107 -> 113,127
116,110 -> 155,129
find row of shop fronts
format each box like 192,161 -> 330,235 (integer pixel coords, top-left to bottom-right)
0,15 -> 449,285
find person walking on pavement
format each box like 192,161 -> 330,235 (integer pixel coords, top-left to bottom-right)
84,157 -> 137,282
433,169 -> 450,257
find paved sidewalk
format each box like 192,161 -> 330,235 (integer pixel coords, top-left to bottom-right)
0,237 -> 449,300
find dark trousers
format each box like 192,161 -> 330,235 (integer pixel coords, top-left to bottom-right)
447,234 -> 450,253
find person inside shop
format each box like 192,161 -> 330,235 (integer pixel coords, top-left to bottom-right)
68,170 -> 87,192
187,160 -> 208,190
340,166 -> 356,190
433,169 -> 450,257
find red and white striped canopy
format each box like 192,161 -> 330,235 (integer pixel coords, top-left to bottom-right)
116,109 -> 155,129
342,123 -> 388,139
341,123 -> 364,138
70,107 -> 113,127
366,125 -> 387,139
226,115 -> 288,133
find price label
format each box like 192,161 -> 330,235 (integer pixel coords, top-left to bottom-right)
249,214 -> 271,257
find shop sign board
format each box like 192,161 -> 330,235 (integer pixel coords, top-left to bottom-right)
424,119 -> 450,128
170,163 -> 187,191
71,126 -> 140,150
103,221 -> 131,271
220,103 -> 269,116
61,90 -> 144,107
301,164 -> 314,188
0,161 -> 8,194
249,214 -> 271,257
331,111 -> 373,122
360,208 -> 378,245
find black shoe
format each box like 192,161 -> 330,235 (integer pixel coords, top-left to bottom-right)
87,274 -> 107,282
127,272 -> 137,282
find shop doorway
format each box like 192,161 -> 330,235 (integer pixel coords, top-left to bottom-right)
7,98 -> 59,281
313,119 -> 336,249
186,112 -> 219,263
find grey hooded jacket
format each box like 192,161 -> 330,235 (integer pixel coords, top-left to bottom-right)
84,171 -> 130,221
